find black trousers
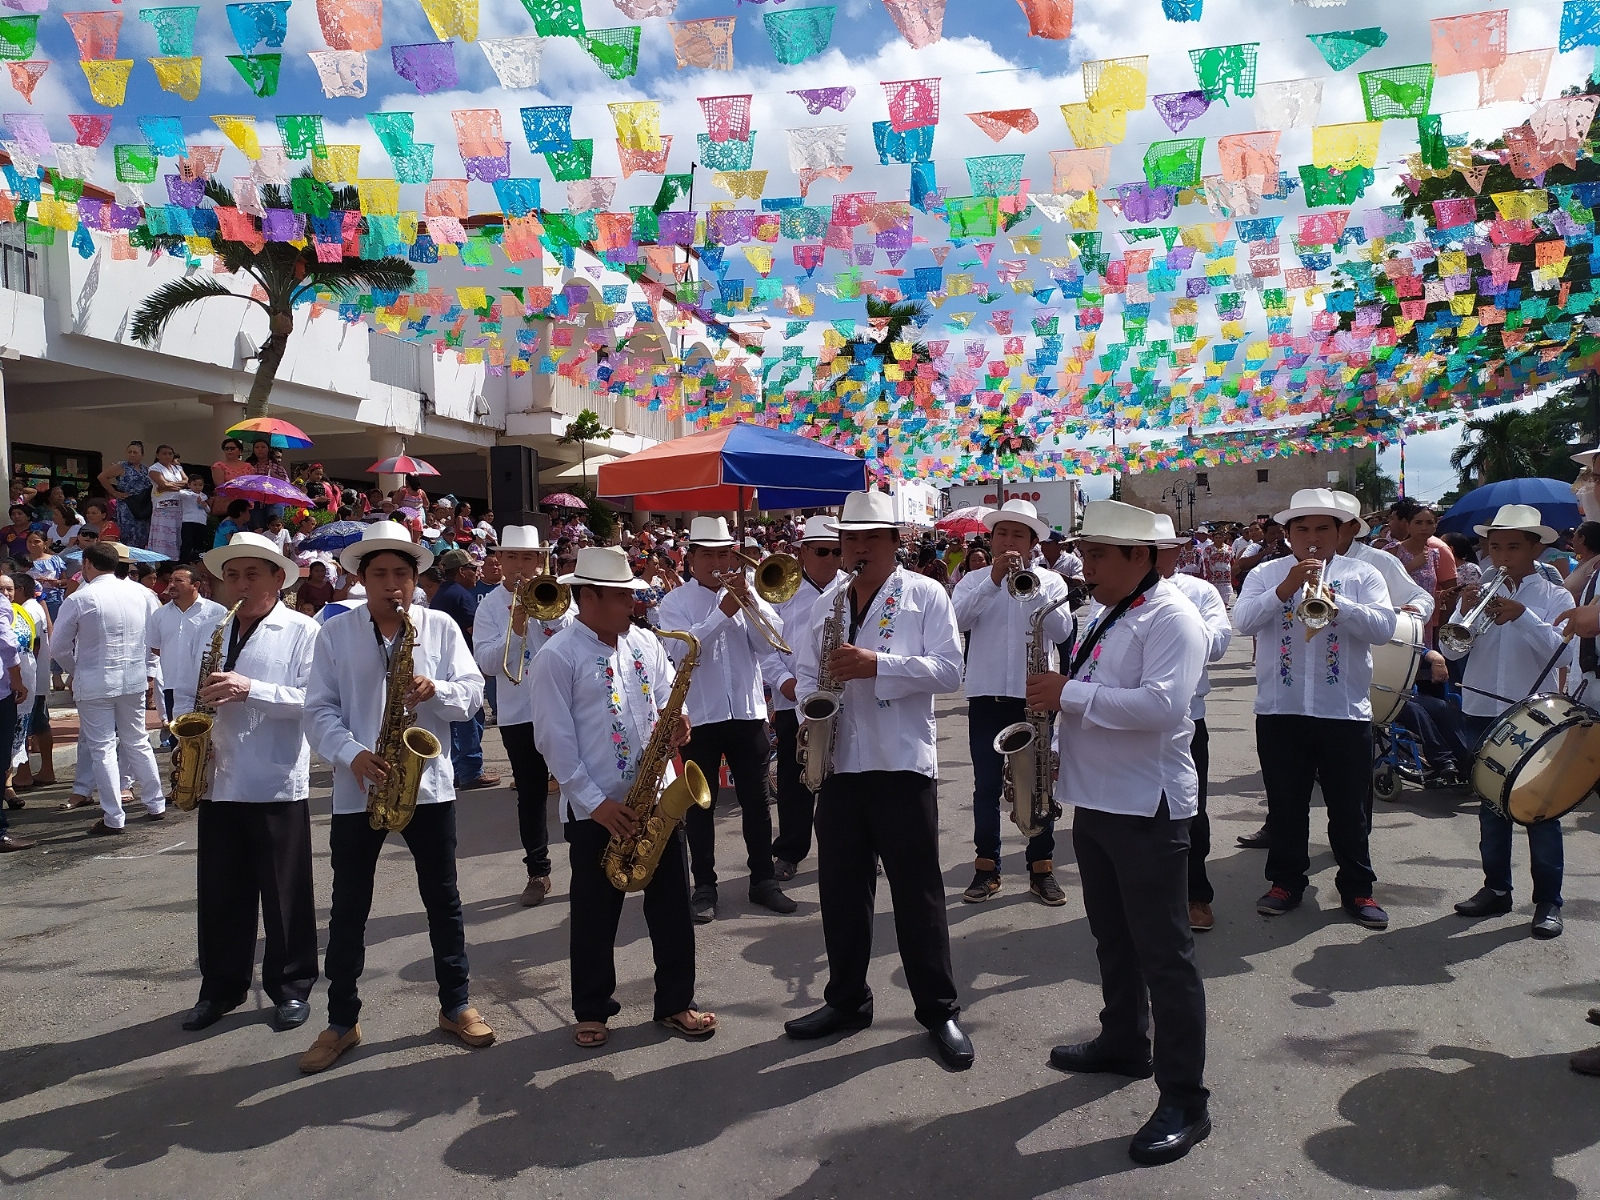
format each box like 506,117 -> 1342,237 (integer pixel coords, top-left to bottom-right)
179,522 -> 210,564
682,717 -> 774,889
1188,720 -> 1212,903
816,771 -> 959,1028
500,722 -> 551,878
564,817 -> 696,1023
196,799 -> 319,1005
967,695 -> 1056,868
1073,800 -> 1208,1113
324,804 -> 469,1028
1257,714 -> 1376,899
771,709 -> 814,865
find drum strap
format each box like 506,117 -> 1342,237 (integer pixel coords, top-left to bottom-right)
1581,571 -> 1599,676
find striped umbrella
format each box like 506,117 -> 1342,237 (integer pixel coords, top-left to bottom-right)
367,454 -> 440,476
227,417 -> 313,449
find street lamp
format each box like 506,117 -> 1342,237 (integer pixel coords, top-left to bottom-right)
1160,477 -> 1210,530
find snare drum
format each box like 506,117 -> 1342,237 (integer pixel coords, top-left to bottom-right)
1369,611 -> 1425,726
1471,693 -> 1600,825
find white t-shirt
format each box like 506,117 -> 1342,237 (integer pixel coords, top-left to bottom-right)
179,489 -> 209,524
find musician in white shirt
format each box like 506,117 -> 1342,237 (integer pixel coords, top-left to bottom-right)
1440,504 -> 1572,939
1331,492 -> 1434,618
768,515 -> 845,881
147,566 -> 225,739
179,533 -> 321,1035
529,547 -> 712,1048
655,516 -> 794,921
52,541 -> 166,833
786,491 -> 973,1071
1233,489 -> 1397,930
1025,500 -> 1210,1166
300,523 -> 491,1075
1153,516 -> 1233,934
952,499 -> 1073,906
473,525 -> 574,907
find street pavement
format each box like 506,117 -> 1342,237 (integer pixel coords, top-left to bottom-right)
5,637 -> 1600,1198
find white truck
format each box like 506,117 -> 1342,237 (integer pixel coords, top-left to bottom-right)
945,480 -> 1081,537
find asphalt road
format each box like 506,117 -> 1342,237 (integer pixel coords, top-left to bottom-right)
5,638 -> 1600,1199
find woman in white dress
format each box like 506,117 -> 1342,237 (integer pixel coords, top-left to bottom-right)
147,444 -> 188,561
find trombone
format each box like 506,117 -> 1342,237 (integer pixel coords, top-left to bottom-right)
503,573 -> 572,684
717,551 -> 802,654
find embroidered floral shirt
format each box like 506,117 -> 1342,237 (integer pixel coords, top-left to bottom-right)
529,621 -> 678,822
1233,553 -> 1397,720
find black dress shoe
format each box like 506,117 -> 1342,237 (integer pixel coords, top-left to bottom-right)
1048,1037 -> 1154,1079
784,1003 -> 873,1040
929,1019 -> 974,1070
1454,887 -> 1513,917
1533,902 -> 1564,939
1129,1103 -> 1211,1166
181,998 -> 241,1031
1236,825 -> 1270,849
274,999 -> 311,1030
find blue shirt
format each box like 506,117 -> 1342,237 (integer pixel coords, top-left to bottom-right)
431,579 -> 478,649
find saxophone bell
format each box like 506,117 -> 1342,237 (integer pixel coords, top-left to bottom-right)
1000,592 -> 1070,837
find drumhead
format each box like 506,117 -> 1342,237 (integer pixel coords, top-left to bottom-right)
1505,718 -> 1600,824
1368,612 -> 1425,726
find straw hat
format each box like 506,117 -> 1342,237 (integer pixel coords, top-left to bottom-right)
558,545 -> 648,591
799,515 -> 839,543
982,498 -> 1051,541
1330,491 -> 1371,536
1075,500 -> 1168,546
688,516 -> 735,546
500,525 -> 547,551
1473,502 -> 1558,544
203,531 -> 301,584
338,521 -> 434,574
1274,488 -> 1351,526
1149,514 -> 1192,550
828,491 -> 898,532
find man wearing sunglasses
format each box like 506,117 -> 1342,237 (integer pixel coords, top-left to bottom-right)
767,516 -> 847,880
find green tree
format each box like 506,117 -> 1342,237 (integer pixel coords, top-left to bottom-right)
1449,394 -> 1584,488
559,408 -> 616,494
130,179 -> 414,419
1342,457 -> 1399,509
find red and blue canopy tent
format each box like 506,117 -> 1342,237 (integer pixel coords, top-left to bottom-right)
596,423 -> 866,511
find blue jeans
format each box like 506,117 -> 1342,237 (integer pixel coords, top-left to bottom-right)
450,708 -> 485,785
1461,712 -> 1564,906
967,695 -> 1055,869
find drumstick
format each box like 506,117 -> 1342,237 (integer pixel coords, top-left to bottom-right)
1457,683 -> 1519,706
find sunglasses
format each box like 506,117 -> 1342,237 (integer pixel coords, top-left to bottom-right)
808,546 -> 842,557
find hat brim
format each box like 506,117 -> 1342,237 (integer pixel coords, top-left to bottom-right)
1274,505 -> 1353,526
688,538 -> 736,548
339,536 -> 433,575
1574,450 -> 1600,468
557,571 -> 649,592
983,511 -> 1052,540
202,543 -> 301,584
1075,534 -> 1161,547
799,534 -> 840,543
828,519 -> 898,532
1472,522 -> 1558,545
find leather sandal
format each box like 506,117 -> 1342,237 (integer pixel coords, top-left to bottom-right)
658,1009 -> 717,1039
574,1021 -> 609,1048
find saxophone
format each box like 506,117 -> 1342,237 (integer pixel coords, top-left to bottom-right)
366,612 -> 444,833
601,629 -> 713,893
168,600 -> 243,811
993,593 -> 1071,838
796,567 -> 859,793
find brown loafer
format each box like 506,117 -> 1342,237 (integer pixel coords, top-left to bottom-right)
440,1006 -> 495,1047
88,819 -> 123,836
299,1025 -> 361,1074
520,875 -> 552,907
1572,1044 -> 1600,1076
457,773 -> 502,791
0,831 -> 36,851
1189,902 -> 1215,932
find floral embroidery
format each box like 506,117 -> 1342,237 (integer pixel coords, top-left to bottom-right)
1325,634 -> 1341,685
600,656 -> 629,775
870,571 -> 905,708
1279,605 -> 1294,687
1075,595 -> 1147,684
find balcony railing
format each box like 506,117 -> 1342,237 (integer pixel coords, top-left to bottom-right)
544,375 -> 682,444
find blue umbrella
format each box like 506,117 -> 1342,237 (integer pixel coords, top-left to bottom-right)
297,520 -> 369,552
61,544 -> 169,564
1437,478 -> 1582,536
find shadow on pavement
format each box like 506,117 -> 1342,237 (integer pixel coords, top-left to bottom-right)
1305,1045 -> 1600,1199
1289,912 -> 1528,1007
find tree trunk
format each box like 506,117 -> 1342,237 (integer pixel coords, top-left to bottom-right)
579,440 -> 588,492
243,312 -> 295,419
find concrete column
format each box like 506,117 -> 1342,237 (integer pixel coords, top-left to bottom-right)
200,392 -> 244,460
0,361 -> 11,503
375,430 -> 406,497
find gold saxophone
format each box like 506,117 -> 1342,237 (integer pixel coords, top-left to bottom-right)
168,600 -> 243,812
366,612 -> 444,833
994,593 -> 1070,838
601,629 -> 713,893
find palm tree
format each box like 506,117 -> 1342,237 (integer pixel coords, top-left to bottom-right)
559,408 -> 615,492
1449,409 -> 1549,486
130,178 -> 415,418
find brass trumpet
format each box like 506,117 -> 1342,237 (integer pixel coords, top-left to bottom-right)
1005,562 -> 1040,600
717,551 -> 802,653
1438,566 -> 1509,654
503,573 -> 572,684
1295,555 -> 1339,638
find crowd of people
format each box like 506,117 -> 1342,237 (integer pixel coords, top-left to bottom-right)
15,460 -> 1600,1170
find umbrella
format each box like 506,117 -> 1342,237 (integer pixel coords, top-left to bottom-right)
367,454 -> 440,477
936,506 -> 993,535
216,474 -> 314,506
596,422 -> 866,510
61,544 -> 168,564
542,492 -> 588,510
1437,478 -> 1581,536
297,520 -> 369,552
227,417 -> 313,449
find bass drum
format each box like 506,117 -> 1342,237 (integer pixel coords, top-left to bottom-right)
1369,611 -> 1425,726
1472,693 -> 1600,825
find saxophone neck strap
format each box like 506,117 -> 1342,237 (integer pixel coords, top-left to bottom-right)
1070,568 -> 1160,678
223,609 -> 268,673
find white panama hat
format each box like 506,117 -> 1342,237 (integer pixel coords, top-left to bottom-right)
1075,501 -> 1169,546
687,516 -> 735,546
558,545 -> 649,591
499,525 -> 547,551
203,530 -> 301,584
1473,502 -> 1559,544
1148,514 -> 1192,549
1330,491 -> 1371,537
1275,488 -> 1353,526
982,498 -> 1052,541
338,521 -> 434,574
798,514 -> 839,543
827,491 -> 898,532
